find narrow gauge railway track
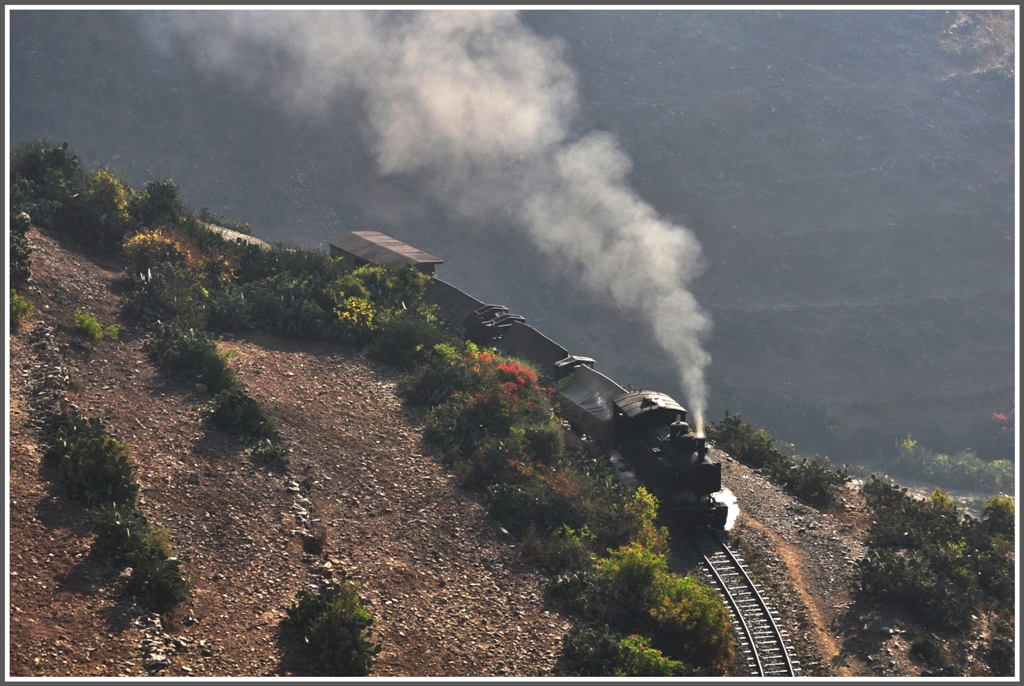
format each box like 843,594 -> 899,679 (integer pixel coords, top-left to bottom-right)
689,530 -> 800,677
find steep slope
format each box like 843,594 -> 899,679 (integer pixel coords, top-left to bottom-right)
8,225 -> 1002,678
8,226 -> 574,677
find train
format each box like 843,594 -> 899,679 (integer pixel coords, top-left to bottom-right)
421,276 -> 729,530
332,231 -> 728,529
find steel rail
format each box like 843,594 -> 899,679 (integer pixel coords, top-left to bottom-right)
691,531 -> 798,677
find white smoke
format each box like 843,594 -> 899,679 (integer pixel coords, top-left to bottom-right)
149,9 -> 713,419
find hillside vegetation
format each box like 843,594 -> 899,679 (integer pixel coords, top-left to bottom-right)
8,140 -> 1013,677
10,140 -> 736,676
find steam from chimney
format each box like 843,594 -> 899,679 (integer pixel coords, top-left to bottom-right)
150,10 -> 712,420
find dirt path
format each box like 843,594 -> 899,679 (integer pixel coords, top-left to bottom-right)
740,515 -> 850,676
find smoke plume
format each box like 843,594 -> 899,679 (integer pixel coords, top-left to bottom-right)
149,9 -> 713,421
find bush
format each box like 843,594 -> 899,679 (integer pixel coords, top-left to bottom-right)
365,313 -> 456,370
121,528 -> 190,613
10,209 -> 32,285
205,285 -> 253,333
208,387 -> 278,443
74,309 -> 118,341
122,228 -> 196,275
146,319 -> 218,372
128,179 -> 184,228
49,412 -> 139,507
615,634 -> 693,676
10,289 -> 34,327
200,346 -> 239,395
855,480 -> 1014,630
520,523 -> 596,576
121,262 -> 210,329
286,577 -> 382,676
890,435 -> 1013,493
75,309 -> 103,339
559,626 -> 695,676
982,494 -> 1014,538
87,501 -> 151,562
198,206 -> 254,235
146,320 -> 239,393
558,626 -> 623,676
572,542 -> 734,674
10,139 -> 83,188
649,574 -> 734,674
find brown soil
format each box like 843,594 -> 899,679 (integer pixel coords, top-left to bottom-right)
7,226 -> 1000,677
8,227 -> 573,677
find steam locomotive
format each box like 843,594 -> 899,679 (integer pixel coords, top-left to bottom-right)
423,277 -> 728,530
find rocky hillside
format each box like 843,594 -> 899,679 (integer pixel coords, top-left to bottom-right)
8,225 -> 1006,677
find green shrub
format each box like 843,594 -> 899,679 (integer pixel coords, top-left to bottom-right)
75,309 -> 104,340
786,457 -> 851,509
10,141 -> 88,233
583,542 -> 667,624
891,435 -> 1013,493
10,289 -> 34,327
520,523 -> 596,576
649,574 -> 734,673
286,577 -> 382,676
398,341 -> 479,406
48,410 -> 187,613
572,542 -> 734,674
9,209 -> 32,284
982,494 -> 1014,538
146,319 -> 219,372
855,481 -> 1014,630
208,387 -> 278,443
200,346 -> 238,395
87,501 -> 151,563
205,285 -> 253,333
74,309 -> 119,341
128,179 -> 184,228
10,140 -> 83,189
558,626 -> 623,676
558,627 -> 695,677
122,529 -> 190,613
122,228 -> 196,275
365,313 -> 455,370
49,412 -> 139,507
706,411 -> 779,469
615,634 -> 693,676
123,261 -> 210,329
233,271 -> 348,343
146,320 -> 238,393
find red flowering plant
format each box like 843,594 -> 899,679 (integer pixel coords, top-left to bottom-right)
416,341 -> 558,486
987,408 -> 1015,462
